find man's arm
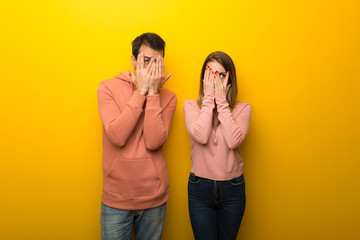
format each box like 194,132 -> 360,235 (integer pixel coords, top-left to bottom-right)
142,57 -> 175,150
143,93 -> 177,150
97,84 -> 145,147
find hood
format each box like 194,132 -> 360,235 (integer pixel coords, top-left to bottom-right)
115,71 -> 132,83
115,71 -> 135,94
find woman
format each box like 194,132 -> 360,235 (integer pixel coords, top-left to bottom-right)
184,51 -> 252,240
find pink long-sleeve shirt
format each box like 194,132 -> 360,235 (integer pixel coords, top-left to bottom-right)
184,88 -> 252,181
97,72 -> 177,210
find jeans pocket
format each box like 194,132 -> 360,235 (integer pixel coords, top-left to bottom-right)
228,174 -> 245,186
188,173 -> 201,184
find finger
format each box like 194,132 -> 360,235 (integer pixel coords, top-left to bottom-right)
214,71 -> 220,86
214,75 -> 222,91
212,71 -> 218,87
213,74 -> 218,88
209,68 -> 216,88
156,57 -> 160,74
159,58 -> 167,86
212,73 -> 216,89
146,57 -> 155,72
156,57 -> 161,80
160,57 -> 164,80
208,66 -> 213,84
162,73 -> 172,86
129,70 -> 135,83
204,67 -> 209,88
150,59 -> 157,77
164,73 -> 172,81
204,66 -> 209,82
148,60 -> 156,89
141,52 -> 146,72
136,52 -> 142,72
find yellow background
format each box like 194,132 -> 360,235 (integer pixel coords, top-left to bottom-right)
1,0 -> 360,239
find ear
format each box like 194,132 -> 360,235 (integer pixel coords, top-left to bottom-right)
131,55 -> 136,68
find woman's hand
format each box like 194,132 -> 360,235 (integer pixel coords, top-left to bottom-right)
203,66 -> 214,92
214,71 -> 231,94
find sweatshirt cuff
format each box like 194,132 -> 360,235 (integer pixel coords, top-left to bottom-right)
215,92 -> 230,112
204,88 -> 215,96
215,92 -> 227,102
129,91 -> 146,108
146,94 -> 161,109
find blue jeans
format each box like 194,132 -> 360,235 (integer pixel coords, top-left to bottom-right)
188,173 -> 246,240
100,202 -> 166,240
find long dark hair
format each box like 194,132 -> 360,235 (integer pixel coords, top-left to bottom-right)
197,51 -> 238,109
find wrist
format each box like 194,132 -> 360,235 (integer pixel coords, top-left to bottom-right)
148,87 -> 159,95
148,91 -> 159,95
136,87 -> 148,96
204,88 -> 215,95
215,91 -> 227,100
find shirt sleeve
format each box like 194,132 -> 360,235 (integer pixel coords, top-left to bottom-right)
143,93 -> 177,150
184,89 -> 215,145
215,92 -> 252,149
97,83 -> 145,147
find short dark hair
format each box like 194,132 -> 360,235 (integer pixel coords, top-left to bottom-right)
131,33 -> 165,59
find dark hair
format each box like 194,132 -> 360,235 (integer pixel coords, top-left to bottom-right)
131,33 -> 165,59
197,51 -> 238,109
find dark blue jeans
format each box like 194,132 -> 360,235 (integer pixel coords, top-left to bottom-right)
188,173 -> 246,240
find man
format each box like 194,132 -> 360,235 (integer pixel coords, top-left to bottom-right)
97,33 -> 177,240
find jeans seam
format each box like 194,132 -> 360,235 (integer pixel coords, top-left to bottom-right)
189,173 -> 201,184
228,179 -> 245,186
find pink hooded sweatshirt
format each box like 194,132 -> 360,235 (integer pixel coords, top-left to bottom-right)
97,72 -> 177,210
184,88 -> 252,181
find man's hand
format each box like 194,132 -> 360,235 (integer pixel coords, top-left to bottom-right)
148,57 -> 172,95
129,52 -> 155,96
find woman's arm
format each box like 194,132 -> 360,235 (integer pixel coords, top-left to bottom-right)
184,89 -> 215,144
216,92 -> 252,149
